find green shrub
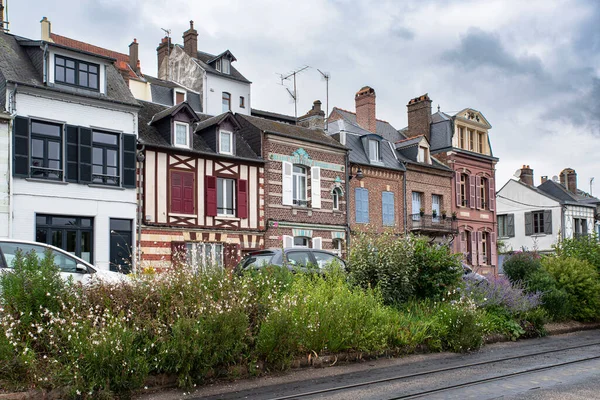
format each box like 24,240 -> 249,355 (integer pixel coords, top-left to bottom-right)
526,269 -> 572,321
520,308 -> 548,338
349,232 -> 417,305
554,234 -> 600,271
433,301 -> 483,353
542,257 -> 600,321
412,240 -> 462,300
502,252 -> 542,283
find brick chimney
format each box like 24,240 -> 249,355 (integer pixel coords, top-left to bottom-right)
129,38 -> 139,74
541,176 -> 548,184
40,17 -> 53,42
355,86 -> 377,134
406,93 -> 432,142
519,165 -> 534,186
298,100 -> 325,130
560,168 -> 577,194
183,20 -> 198,58
157,36 -> 172,80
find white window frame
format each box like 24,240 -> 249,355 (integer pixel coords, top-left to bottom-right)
217,177 -> 236,217
333,239 -> 343,257
369,139 -> 379,162
174,122 -> 189,148
332,187 -> 341,211
174,89 -> 187,105
293,165 -> 308,206
222,58 -> 231,74
412,191 -> 422,220
293,237 -> 310,248
219,130 -> 233,155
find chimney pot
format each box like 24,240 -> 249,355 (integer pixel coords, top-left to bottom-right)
355,86 -> 377,134
40,16 -> 53,42
156,36 -> 172,80
559,168 -> 578,194
298,99 -> 325,130
183,20 -> 198,58
406,93 -> 432,142
129,38 -> 139,74
541,176 -> 548,184
519,165 -> 534,186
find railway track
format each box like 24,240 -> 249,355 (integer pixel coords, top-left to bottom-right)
266,340 -> 600,400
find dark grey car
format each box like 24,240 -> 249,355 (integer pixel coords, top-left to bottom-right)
237,248 -> 346,274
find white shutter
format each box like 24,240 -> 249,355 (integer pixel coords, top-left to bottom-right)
283,235 -> 293,249
282,161 -> 293,205
312,237 -> 322,250
311,167 -> 321,209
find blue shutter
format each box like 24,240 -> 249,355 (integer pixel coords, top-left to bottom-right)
355,188 -> 369,224
382,192 -> 394,226
362,189 -> 369,223
355,188 -> 362,223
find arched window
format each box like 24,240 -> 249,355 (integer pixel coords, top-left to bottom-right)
293,165 -> 308,206
332,187 -> 342,210
332,238 -> 344,257
222,92 -> 231,112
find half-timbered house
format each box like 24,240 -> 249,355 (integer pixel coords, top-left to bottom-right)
138,100 -> 264,270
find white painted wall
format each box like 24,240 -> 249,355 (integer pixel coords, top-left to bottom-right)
48,49 -> 108,95
0,118 -> 9,238
496,179 -> 561,252
129,79 -> 152,102
205,74 -> 251,116
564,205 -> 596,239
11,92 -> 138,271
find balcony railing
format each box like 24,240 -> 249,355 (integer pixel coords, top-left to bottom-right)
409,213 -> 458,234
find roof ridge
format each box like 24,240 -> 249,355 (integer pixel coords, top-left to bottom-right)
395,135 -> 424,144
332,106 -> 392,124
50,33 -> 129,61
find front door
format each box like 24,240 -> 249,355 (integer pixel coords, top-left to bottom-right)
109,219 -> 132,274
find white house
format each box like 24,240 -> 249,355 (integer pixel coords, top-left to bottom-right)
0,23 -> 140,272
0,111 -> 10,238
496,166 -> 598,253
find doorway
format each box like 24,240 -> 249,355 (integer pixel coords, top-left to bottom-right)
109,219 -> 132,273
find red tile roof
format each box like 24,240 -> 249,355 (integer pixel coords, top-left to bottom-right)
50,33 -> 139,79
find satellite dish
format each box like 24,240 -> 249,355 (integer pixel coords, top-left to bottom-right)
552,176 -> 559,182
513,169 -> 522,178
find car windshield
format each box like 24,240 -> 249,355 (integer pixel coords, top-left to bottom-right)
242,252 -> 275,269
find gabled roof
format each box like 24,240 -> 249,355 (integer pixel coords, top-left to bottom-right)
138,101 -> 261,162
143,74 -> 202,112
237,113 -> 347,150
395,135 -> 426,149
192,49 -> 251,84
0,32 -> 138,108
330,107 -> 402,143
251,108 -> 297,124
194,112 -> 240,132
453,108 -> 492,129
537,180 -> 596,207
150,102 -> 200,125
497,178 -> 563,205
207,49 -> 237,64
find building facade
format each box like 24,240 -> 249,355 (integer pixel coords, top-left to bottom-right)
0,112 -> 9,238
0,28 -> 140,272
237,109 -> 348,256
403,94 -> 499,274
138,101 -> 264,270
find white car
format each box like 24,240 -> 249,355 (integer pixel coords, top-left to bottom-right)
0,239 -> 128,285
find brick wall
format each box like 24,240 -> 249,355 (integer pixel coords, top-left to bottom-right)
405,165 -> 453,217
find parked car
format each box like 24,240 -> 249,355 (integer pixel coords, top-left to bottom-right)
462,263 -> 488,283
237,248 -> 346,274
0,239 -> 128,285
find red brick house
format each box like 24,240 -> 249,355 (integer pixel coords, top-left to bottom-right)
236,104 -> 348,256
403,94 -> 499,274
138,101 -> 265,270
328,87 -> 455,241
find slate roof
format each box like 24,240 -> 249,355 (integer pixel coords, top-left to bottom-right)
192,49 -> 251,84
149,102 -> 198,125
144,75 -> 202,112
138,101 -> 261,162
0,32 -> 138,108
236,113 -> 347,151
194,112 -> 239,132
331,107 -> 402,143
537,180 -> 596,207
251,108 -> 297,124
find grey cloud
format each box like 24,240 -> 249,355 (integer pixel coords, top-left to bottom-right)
390,26 -> 414,40
442,28 -> 543,76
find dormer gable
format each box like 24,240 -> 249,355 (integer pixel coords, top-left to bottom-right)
194,112 -> 242,156
360,133 -> 384,166
396,135 -> 432,164
208,50 -> 237,75
454,108 -> 492,129
149,101 -> 200,148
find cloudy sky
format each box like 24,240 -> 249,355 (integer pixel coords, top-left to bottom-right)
8,0 -> 600,193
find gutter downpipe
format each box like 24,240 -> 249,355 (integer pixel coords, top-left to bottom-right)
345,148 -> 351,254
7,85 -> 18,238
42,43 -> 49,84
402,161 -> 408,234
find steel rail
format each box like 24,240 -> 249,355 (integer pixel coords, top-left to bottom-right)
266,340 -> 600,400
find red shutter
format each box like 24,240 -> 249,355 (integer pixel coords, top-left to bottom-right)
205,176 -> 217,216
475,176 -> 481,210
237,179 -> 248,219
183,173 -> 195,214
476,231 -> 484,266
455,171 -> 461,207
469,175 -> 476,209
170,171 -> 183,213
488,178 -> 495,211
490,232 -> 497,267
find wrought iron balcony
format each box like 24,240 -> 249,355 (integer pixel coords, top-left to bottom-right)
409,213 -> 458,234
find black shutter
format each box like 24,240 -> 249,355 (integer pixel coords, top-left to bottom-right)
13,116 -> 30,178
79,128 -> 92,184
65,125 -> 79,182
507,213 -> 515,237
122,133 -> 137,188
524,212 -> 533,236
543,210 -> 552,234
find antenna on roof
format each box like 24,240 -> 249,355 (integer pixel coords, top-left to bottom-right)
437,104 -> 440,112
552,175 -> 559,182
316,68 -> 330,131
277,65 -> 309,119
161,27 -> 171,81
591,177 -> 594,196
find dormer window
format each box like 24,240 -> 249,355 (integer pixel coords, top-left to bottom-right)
219,130 -> 233,155
222,58 -> 230,74
174,89 -> 186,105
417,146 -> 430,164
55,55 -> 99,90
174,122 -> 189,148
368,139 -> 379,162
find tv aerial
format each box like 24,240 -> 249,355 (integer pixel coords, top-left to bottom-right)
277,65 -> 309,119
316,69 -> 331,130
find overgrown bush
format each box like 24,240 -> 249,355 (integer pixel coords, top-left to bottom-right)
412,240 -> 462,300
554,234 -> 600,271
433,299 -> 484,353
502,251 -> 542,283
349,231 -> 417,305
526,269 -> 572,321
463,275 -> 541,316
542,257 -> 600,321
